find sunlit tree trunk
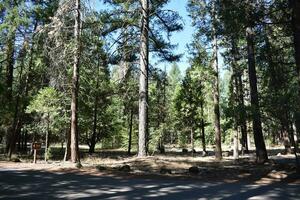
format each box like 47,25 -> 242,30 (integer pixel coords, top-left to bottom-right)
138,0 -> 149,157
70,0 -> 81,163
212,2 -> 222,160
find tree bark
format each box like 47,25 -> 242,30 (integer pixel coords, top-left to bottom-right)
70,0 -> 81,163
191,128 -> 194,157
212,10 -> 222,160
233,127 -> 239,159
64,127 -> 71,162
231,38 -> 248,153
89,84 -> 99,154
138,0 -> 149,157
45,114 -> 50,161
200,101 -> 206,155
128,109 -> 133,155
246,26 -> 268,163
292,0 -> 300,94
5,31 -> 15,102
237,73 -> 248,153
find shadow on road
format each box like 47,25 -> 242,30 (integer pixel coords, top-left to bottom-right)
0,168 -> 299,200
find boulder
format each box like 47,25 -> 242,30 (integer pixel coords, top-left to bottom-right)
96,165 -> 107,171
160,167 -> 172,174
11,158 -> 21,163
182,148 -> 188,153
119,165 -> 131,172
189,166 -> 199,174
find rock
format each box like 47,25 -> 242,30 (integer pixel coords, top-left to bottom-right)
119,165 -> 130,172
76,162 -> 82,169
96,165 -> 107,171
11,158 -> 21,162
160,167 -> 172,174
182,148 -> 188,153
202,151 -> 207,157
189,166 -> 199,174
192,149 -> 196,153
222,151 -> 230,157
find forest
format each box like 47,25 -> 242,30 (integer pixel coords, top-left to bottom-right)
0,0 -> 300,170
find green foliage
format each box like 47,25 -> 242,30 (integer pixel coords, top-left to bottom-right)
26,87 -> 66,139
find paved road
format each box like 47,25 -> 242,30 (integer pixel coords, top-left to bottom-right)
0,169 -> 299,200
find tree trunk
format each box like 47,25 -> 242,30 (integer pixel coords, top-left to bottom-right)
5,31 -> 16,102
200,101 -> 206,155
246,26 -> 268,163
292,1 -> 300,165
45,115 -> 49,162
90,92 -> 98,154
233,127 -> 239,160
292,0 -> 300,96
7,40 -> 28,158
231,38 -> 248,154
128,109 -> 133,155
212,15 -> 222,160
138,0 -> 149,157
191,128 -> 194,157
238,73 -> 248,153
64,127 -> 71,162
70,0 -> 81,163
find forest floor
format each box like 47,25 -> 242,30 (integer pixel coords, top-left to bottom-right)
0,146 -> 299,183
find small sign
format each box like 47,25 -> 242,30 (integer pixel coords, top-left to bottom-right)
32,143 -> 41,150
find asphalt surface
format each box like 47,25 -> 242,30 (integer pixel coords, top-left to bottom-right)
0,169 -> 299,200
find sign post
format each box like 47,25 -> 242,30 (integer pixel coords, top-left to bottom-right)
32,142 -> 41,164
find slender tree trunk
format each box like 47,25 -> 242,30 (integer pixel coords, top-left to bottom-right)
64,127 -> 71,161
24,130 -> 27,153
128,109 -> 133,155
90,90 -> 98,154
89,104 -> 98,154
45,114 -> 50,162
246,26 -> 268,163
231,38 -> 248,153
138,0 -> 149,157
191,128 -> 194,157
238,73 -> 248,153
70,0 -> 81,163
200,101 -> 206,155
233,127 -> 239,159
212,20 -> 222,160
5,31 -> 16,102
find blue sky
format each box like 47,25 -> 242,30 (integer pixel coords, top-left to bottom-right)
164,0 -> 194,72
91,0 -> 194,73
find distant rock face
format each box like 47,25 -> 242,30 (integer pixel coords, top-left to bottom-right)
189,166 -> 199,174
119,165 -> 131,172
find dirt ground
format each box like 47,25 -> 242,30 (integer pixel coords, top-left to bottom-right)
0,148 -> 299,184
